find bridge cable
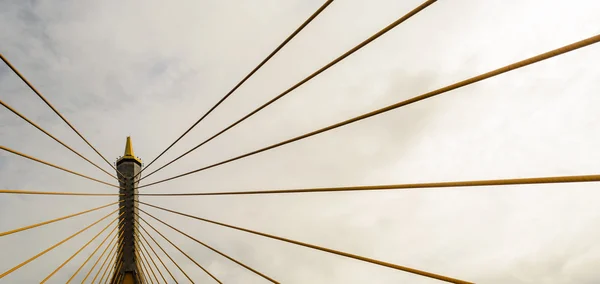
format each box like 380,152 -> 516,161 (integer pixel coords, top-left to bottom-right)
110,267 -> 120,284
67,221 -> 123,283
0,99 -> 121,181
136,235 -> 161,284
116,271 -> 126,284
0,145 -> 120,189
135,257 -> 149,284
111,272 -> 119,284
0,189 -> 121,196
0,201 -> 119,237
139,0 -> 335,176
136,215 -> 216,283
99,246 -> 121,284
0,53 -> 123,176
117,268 -> 126,284
91,234 -> 123,284
81,231 -> 122,282
41,213 -> 123,283
134,231 -> 159,284
96,236 -> 124,284
107,256 -> 123,284
138,201 -> 472,284
135,218 -> 191,283
138,209 -> 279,283
138,32 -> 600,190
0,207 -> 120,279
136,222 -> 179,284
136,231 -> 168,283
137,174 -> 600,197
136,245 -> 156,284
139,0 -> 436,182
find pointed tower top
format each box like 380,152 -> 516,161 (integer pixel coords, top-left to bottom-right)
124,136 -> 134,157
117,136 -> 141,165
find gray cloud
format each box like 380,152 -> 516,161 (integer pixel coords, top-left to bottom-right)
2,0 -> 600,283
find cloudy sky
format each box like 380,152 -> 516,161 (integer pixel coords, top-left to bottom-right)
1,0 -> 600,283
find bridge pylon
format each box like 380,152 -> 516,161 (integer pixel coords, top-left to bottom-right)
111,136 -> 143,283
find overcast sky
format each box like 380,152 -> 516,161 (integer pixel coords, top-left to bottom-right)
2,0 -> 600,283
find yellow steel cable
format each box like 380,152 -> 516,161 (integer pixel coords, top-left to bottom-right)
139,202 -> 472,284
139,0 -> 335,176
136,222 -> 178,284
67,221 -> 123,283
0,207 -> 120,279
133,226 -> 149,284
0,53 -> 122,175
115,271 -> 125,284
136,259 -> 148,284
137,214 -> 228,284
139,260 -> 150,284
98,249 -> 119,284
107,266 -> 118,284
137,174 -> 600,197
134,271 -> 141,284
110,245 -> 123,284
98,238 -> 123,284
136,237 -> 160,284
136,231 -> 167,283
0,146 -> 120,189
132,226 -> 146,284
0,99 -> 120,181
136,215 -> 209,283
0,189 -> 121,196
137,209 -> 269,284
136,246 -> 155,284
92,235 -> 123,284
135,218 -> 190,284
105,259 -> 118,284
115,270 -> 125,284
116,262 -> 124,283
0,201 -> 118,237
133,226 -> 155,284
139,237 -> 163,284
139,32 -> 600,190
139,0 -> 436,182
41,213 -> 123,283
82,232 -> 122,283
107,258 -> 123,284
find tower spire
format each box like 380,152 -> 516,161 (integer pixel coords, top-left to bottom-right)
118,137 -> 141,165
124,136 -> 134,157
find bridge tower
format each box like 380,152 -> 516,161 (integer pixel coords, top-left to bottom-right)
112,137 -> 142,283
